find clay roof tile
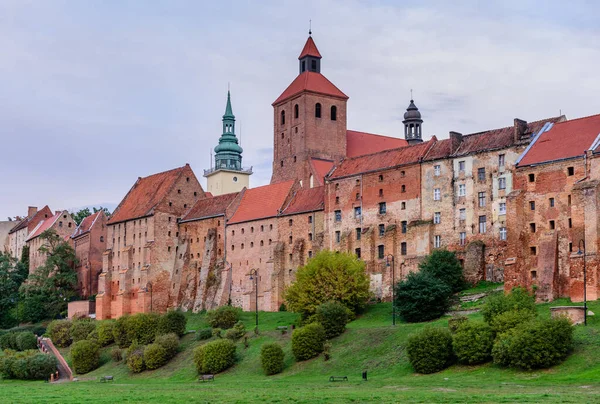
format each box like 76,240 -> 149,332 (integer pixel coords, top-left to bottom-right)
228,181 -> 295,224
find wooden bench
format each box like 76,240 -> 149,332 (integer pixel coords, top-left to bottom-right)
99,376 -> 114,383
199,374 -> 214,382
276,326 -> 288,334
329,376 -> 348,382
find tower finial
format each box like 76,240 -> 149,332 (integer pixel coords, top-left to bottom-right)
410,88 -> 413,101
309,19 -> 312,36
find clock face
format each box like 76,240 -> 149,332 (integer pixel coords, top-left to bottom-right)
233,176 -> 238,182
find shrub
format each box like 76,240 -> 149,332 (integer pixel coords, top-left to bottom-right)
71,340 -> 100,374
47,319 -> 73,347
419,249 -> 466,292
285,251 -> 371,320
452,322 -> 494,365
260,343 -> 285,375
96,321 -> 115,346
155,333 -> 179,358
206,306 -> 240,329
144,343 -> 168,370
481,287 -> 536,325
113,316 -> 131,348
111,348 -> 123,362
489,310 -> 536,335
292,323 -> 326,361
395,272 -> 452,322
193,339 -> 236,374
212,328 -> 223,338
16,332 -> 38,351
157,310 -> 187,337
26,354 -> 57,380
492,317 -> 573,370
0,332 -> 18,350
448,316 -> 468,333
407,327 -> 453,374
70,319 -> 96,343
126,313 -> 160,345
224,322 -> 246,341
127,348 -> 145,373
0,351 -> 57,380
315,301 -> 348,339
196,328 -> 213,341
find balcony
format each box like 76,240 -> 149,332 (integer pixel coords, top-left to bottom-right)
203,166 -> 253,176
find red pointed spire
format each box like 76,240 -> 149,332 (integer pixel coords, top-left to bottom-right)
298,36 -> 322,59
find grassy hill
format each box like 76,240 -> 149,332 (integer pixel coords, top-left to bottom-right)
3,294 -> 600,403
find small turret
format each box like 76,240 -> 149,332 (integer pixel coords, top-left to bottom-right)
403,99 -> 423,144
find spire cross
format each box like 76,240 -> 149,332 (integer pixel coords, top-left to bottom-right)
410,89 -> 413,100
309,19 -> 312,36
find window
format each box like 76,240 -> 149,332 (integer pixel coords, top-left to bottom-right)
335,210 -> 342,222
459,208 -> 466,220
498,177 -> 506,190
567,166 -> 574,176
335,183 -> 339,190
330,105 -> 337,121
260,240 -> 264,246
100,236 -> 104,242
401,221 -> 407,234
434,235 -> 441,248
379,202 -> 387,214
458,184 -> 466,197
458,161 -> 465,172
250,242 -> 254,248
288,236 -> 293,244
280,110 -> 285,125
568,195 -> 571,206
311,59 -> 317,70
401,242 -> 407,256
308,216 -> 313,224
294,104 -> 299,119
59,221 -> 63,227
335,196 -> 340,204
281,161 -> 283,167
499,227 -> 507,241
335,231 -> 341,243
479,215 -> 487,233
401,185 -> 406,193
433,212 -> 441,224
379,224 -> 385,237
261,225 -> 264,231
530,223 -> 536,233
315,103 -> 321,118
529,173 -> 535,182
569,218 -> 572,228
379,189 -> 384,197
499,202 -> 506,215
499,154 -> 505,167
378,245 -> 385,259
549,220 -> 555,230
549,198 -> 555,207
531,270 -> 537,280
251,226 -> 254,233
289,219 -> 293,227
478,167 -> 486,182
434,165 -> 441,176
459,232 -> 466,245
355,248 -> 361,258
241,243 -> 244,249
68,222 -> 72,228
270,224 -> 273,230
308,251 -> 313,258
354,206 -> 362,219
379,174 -> 384,182
232,230 -> 235,236
356,192 -> 360,200
530,246 -> 537,256
356,228 -> 361,240
401,202 -> 406,210
434,188 -> 441,201
478,192 -> 486,207
530,201 -> 535,210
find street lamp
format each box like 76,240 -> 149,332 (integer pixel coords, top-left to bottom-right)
146,282 -> 153,313
386,254 -> 396,326
249,268 -> 259,330
577,239 -> 587,326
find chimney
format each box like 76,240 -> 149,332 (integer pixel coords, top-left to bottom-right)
449,131 -> 463,153
514,118 -> 528,143
28,206 -> 38,217
55,210 -> 61,215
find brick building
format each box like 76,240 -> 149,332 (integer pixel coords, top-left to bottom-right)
26,210 -> 76,271
7,206 -> 53,260
72,210 -> 107,298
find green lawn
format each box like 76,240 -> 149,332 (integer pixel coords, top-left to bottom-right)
3,299 -> 600,403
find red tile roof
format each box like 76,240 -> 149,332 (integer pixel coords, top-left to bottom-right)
8,205 -> 52,234
423,138 -> 453,161
181,192 -> 239,222
518,114 -> 600,167
298,36 -> 322,59
281,186 -> 325,216
108,165 -> 188,225
26,212 -> 62,241
228,181 -> 295,224
273,71 -> 348,105
8,217 -> 28,234
329,139 -> 435,179
309,158 -> 334,186
346,130 -> 408,158
72,211 -> 103,239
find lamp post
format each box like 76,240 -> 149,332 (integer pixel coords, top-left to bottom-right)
146,282 -> 153,313
249,268 -> 259,330
577,239 -> 587,326
386,254 -> 396,326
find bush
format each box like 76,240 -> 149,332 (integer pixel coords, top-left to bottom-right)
16,332 -> 38,351
407,327 -> 454,374
284,251 -> 371,320
71,340 -> 100,374
70,319 -> 96,343
212,328 -> 223,338
452,322 -> 494,365
157,310 -> 187,337
113,316 -> 131,348
261,343 -> 285,375
292,323 -> 326,361
26,354 -> 58,380
126,348 -> 145,373
448,316 -> 468,333
419,249 -> 466,292
125,313 -> 160,345
224,322 -> 246,341
155,333 -> 179,358
96,321 -> 115,346
492,317 -> 573,370
111,348 -> 123,362
193,339 -> 236,374
0,332 -> 18,350
206,306 -> 240,329
0,351 -> 57,380
47,320 -> 73,348
144,343 -> 168,370
315,301 -> 348,339
395,272 -> 452,322
490,310 -> 536,335
481,287 -> 536,325
196,328 -> 212,341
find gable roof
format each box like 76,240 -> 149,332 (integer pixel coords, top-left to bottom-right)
346,130 -> 408,158
298,36 -> 321,59
329,139 -> 435,179
228,181 -> 295,224
309,158 -> 334,186
518,113 -> 600,167
108,165 -> 188,225
423,138 -> 453,161
273,71 -> 348,105
281,186 -> 325,216
8,217 -> 28,234
181,193 -> 239,222
72,211 -> 103,239
8,205 -> 52,234
26,212 -> 62,241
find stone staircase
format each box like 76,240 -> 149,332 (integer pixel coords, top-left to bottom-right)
38,336 -> 73,382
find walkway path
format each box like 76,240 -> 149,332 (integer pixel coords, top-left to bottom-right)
38,337 -> 73,382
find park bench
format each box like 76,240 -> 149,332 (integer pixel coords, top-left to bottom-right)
329,376 -> 348,382
99,376 -> 114,383
276,326 -> 288,334
199,374 -> 215,382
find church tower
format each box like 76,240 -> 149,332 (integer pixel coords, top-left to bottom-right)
403,99 -> 423,145
204,91 -> 252,196
271,34 -> 348,185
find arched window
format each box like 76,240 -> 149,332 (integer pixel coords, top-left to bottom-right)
294,104 -> 299,119
280,110 -> 285,125
315,103 -> 321,118
331,105 -> 337,121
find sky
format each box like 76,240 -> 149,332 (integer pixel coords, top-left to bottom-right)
1,0 -> 599,220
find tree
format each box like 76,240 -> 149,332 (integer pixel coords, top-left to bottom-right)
0,253 -> 29,328
70,206 -> 111,225
418,249 -> 466,292
284,250 -> 371,320
19,229 -> 79,322
395,271 -> 452,322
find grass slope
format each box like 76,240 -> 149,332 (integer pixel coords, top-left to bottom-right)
3,300 -> 600,403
